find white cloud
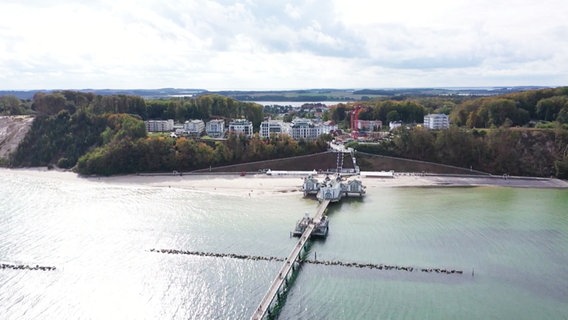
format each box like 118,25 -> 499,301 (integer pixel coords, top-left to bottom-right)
284,3 -> 302,20
0,0 -> 567,90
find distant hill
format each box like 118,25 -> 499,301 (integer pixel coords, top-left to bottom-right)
351,87 -> 548,97
0,88 -> 207,100
1,86 -> 550,101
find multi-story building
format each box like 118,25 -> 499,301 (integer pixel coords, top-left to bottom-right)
206,119 -> 225,138
290,118 -> 315,140
423,114 -> 449,129
289,118 -> 335,140
354,120 -> 382,132
321,120 -> 338,135
145,119 -> 174,132
259,120 -> 290,138
228,119 -> 253,137
183,119 -> 205,137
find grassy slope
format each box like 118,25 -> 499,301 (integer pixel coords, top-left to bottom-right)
195,151 -> 481,175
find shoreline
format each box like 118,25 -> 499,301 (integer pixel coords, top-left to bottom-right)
2,168 -> 567,196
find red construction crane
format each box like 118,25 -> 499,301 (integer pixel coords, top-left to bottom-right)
350,105 -> 364,139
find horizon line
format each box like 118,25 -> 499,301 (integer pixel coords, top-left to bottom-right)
0,85 -> 556,92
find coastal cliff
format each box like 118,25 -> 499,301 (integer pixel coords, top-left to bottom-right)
0,116 -> 33,164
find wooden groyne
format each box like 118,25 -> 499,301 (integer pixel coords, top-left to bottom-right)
0,262 -> 56,271
149,249 -> 466,276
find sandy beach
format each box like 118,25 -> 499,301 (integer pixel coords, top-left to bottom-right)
4,168 -> 567,197
105,173 -> 568,196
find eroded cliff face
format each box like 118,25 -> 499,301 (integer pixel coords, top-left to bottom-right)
0,116 -> 33,160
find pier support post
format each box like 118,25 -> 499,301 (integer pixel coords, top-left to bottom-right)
250,199 -> 332,320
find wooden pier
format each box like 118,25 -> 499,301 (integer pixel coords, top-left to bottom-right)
251,199 -> 330,320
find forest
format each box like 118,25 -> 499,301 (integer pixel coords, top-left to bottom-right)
326,86 -> 568,127
3,87 -> 568,178
323,87 -> 568,178
349,127 -> 568,178
7,91 -> 327,175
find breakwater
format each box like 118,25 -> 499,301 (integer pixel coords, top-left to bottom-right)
1,263 -> 56,271
149,248 -> 465,276
149,248 -> 286,262
304,258 -> 463,275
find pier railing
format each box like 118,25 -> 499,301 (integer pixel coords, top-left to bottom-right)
251,200 -> 330,320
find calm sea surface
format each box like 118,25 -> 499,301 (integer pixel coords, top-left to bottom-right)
1,170 -> 567,319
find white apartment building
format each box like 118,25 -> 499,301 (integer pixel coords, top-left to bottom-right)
206,119 -> 225,138
354,120 -> 382,131
423,113 -> 449,130
289,118 -> 335,140
321,120 -> 338,135
290,118 -> 315,140
145,119 -> 174,132
228,119 -> 253,137
183,119 -> 205,137
259,120 -> 290,138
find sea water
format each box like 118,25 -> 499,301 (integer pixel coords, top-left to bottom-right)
1,170 -> 567,319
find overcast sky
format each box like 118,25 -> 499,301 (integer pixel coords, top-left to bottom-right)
1,0 -> 567,90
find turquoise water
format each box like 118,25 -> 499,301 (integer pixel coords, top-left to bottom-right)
1,170 -> 567,319
282,187 -> 568,319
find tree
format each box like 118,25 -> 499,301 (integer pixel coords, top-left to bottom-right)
0,95 -> 28,115
329,104 -> 347,124
138,137 -> 175,172
105,114 -> 147,142
146,101 -> 168,119
386,110 -> 400,123
393,127 -> 436,161
483,99 -> 520,127
243,102 -> 264,130
213,141 -> 232,164
536,96 -> 568,121
433,127 -> 477,167
32,92 -> 67,115
557,108 -> 568,124
555,158 -> 568,179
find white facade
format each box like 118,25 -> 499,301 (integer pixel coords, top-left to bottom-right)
289,118 -> 335,140
259,120 -> 290,138
423,114 -> 449,130
290,118 -> 317,140
183,119 -> 205,136
206,119 -> 225,138
321,121 -> 338,135
389,121 -> 402,131
145,119 -> 174,132
355,120 -> 382,131
228,119 -> 253,137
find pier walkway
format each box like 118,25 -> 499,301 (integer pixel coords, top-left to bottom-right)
251,199 -> 330,320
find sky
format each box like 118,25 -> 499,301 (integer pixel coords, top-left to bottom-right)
1,0 -> 567,90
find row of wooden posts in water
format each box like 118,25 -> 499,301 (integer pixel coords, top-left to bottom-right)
149,248 -> 466,276
1,263 -> 56,271
1,249 -> 466,276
